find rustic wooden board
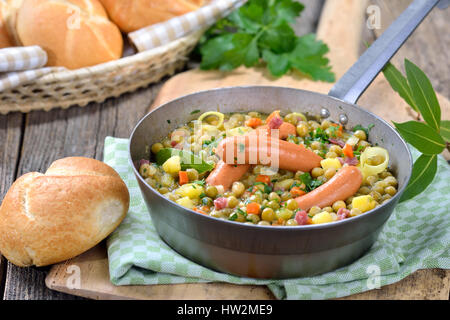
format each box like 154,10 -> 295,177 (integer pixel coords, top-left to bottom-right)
46,243 -> 450,300
336,269 -> 450,300
46,244 -> 275,300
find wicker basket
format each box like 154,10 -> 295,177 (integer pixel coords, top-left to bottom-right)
0,31 -> 203,115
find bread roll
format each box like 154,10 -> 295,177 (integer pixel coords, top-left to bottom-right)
1,0 -> 24,46
16,0 -> 123,69
99,0 -> 205,33
0,157 -> 129,267
0,0 -> 14,48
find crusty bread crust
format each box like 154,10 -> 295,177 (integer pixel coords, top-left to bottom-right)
16,0 -> 123,69
0,157 -> 129,267
0,0 -> 15,48
99,0 -> 205,33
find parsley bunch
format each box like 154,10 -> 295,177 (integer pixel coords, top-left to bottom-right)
197,0 -> 335,82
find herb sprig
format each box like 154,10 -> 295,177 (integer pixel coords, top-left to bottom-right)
298,172 -> 323,192
383,59 -> 449,202
197,0 -> 335,82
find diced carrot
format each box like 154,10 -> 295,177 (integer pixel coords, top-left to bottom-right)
307,217 -> 313,224
256,174 -> 271,184
193,207 -> 207,215
290,186 -> 306,197
201,205 -> 211,213
277,218 -> 285,225
246,202 -> 261,215
245,117 -> 263,128
342,143 -> 354,158
178,171 -> 189,185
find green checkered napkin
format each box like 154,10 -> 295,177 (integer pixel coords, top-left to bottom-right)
104,137 -> 450,300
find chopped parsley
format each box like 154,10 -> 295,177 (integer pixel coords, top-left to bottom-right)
253,182 -> 272,194
304,127 -> 329,146
298,172 -> 324,192
328,125 -> 339,137
352,145 -> 365,159
193,180 -> 206,186
190,109 -> 201,115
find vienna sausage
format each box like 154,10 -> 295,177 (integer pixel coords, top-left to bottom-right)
205,161 -> 250,190
205,114 -> 297,189
295,166 -> 363,211
216,134 -> 322,172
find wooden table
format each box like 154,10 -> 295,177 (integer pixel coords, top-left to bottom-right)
0,0 -> 449,300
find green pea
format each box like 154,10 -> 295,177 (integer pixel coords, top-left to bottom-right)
268,192 -> 281,202
276,208 -> 293,220
227,196 -> 239,208
280,191 -> 292,201
151,143 -> 164,154
286,199 -> 298,211
205,186 -> 218,198
186,168 -> 199,181
267,200 -> 280,210
231,181 -> 245,197
261,208 -> 276,222
201,197 -> 213,206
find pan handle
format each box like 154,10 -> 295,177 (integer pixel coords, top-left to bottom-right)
328,0 -> 440,105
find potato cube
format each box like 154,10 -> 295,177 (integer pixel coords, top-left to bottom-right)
352,195 -> 376,213
312,211 -> 334,224
227,126 -> 252,136
274,179 -> 294,191
175,183 -> 205,199
320,158 -> 342,171
162,155 -> 181,175
176,196 -> 194,209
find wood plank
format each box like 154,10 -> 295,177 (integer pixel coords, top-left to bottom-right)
46,243 -> 450,300
371,0 -> 449,98
46,244 -> 275,300
338,269 -> 450,300
0,113 -> 23,299
292,0 -> 324,35
2,85 -> 161,300
363,1 -> 450,120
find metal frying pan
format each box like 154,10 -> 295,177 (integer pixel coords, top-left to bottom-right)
129,0 -> 441,278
